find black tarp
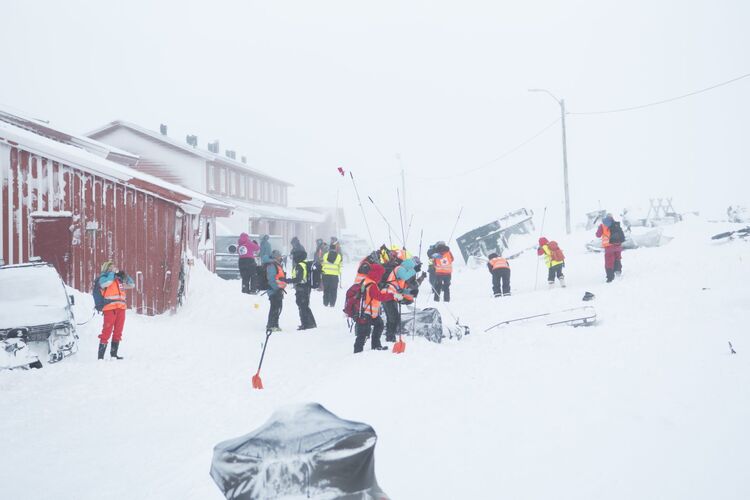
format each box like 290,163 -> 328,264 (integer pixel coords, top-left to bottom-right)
210,403 -> 389,500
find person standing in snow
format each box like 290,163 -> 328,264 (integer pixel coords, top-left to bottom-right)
237,233 -> 260,294
97,261 -> 134,360
289,248 -> 316,330
321,245 -> 343,307
265,250 -> 287,331
430,241 -> 454,302
383,257 -> 419,342
596,213 -> 625,282
487,253 -> 511,297
537,237 -> 566,288
312,238 -> 327,290
353,263 -> 401,353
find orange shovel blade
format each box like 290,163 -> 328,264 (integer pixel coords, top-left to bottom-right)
392,337 -> 406,354
251,373 -> 264,390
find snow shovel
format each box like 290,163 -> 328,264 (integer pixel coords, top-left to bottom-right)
393,303 -> 406,353
251,329 -> 273,390
392,335 -> 406,354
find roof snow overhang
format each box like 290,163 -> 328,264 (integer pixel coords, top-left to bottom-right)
0,120 -> 233,216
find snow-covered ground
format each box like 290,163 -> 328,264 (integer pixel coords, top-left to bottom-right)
2,217 -> 748,500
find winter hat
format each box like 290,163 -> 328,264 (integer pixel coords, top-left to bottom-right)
262,234 -> 270,241
488,253 -> 499,260
602,214 -> 614,227
271,249 -> 282,259
101,260 -> 114,273
538,237 -> 549,246
366,263 -> 386,283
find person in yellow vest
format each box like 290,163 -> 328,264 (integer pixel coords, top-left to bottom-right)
321,246 -> 343,307
97,261 -> 134,360
486,253 -> 511,297
537,237 -> 566,288
430,241 -> 454,302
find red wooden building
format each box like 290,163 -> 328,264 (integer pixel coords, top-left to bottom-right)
0,109 -> 232,315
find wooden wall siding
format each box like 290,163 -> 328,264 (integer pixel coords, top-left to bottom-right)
1,144 -> 187,315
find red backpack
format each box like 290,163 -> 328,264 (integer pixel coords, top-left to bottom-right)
343,282 -> 371,324
548,241 -> 565,262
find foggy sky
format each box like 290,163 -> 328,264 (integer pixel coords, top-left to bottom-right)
2,0 -> 748,244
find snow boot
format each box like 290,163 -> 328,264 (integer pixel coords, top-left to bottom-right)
110,341 -> 124,360
559,277 -> 566,288
548,282 -> 555,290
97,343 -> 107,360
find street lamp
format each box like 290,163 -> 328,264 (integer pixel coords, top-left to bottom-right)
529,88 -> 571,235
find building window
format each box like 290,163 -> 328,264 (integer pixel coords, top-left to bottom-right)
220,168 -> 227,194
248,177 -> 255,200
239,174 -> 246,198
207,165 -> 216,192
232,171 -> 239,197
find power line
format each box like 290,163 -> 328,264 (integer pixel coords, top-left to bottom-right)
419,116 -> 561,181
568,71 -> 750,116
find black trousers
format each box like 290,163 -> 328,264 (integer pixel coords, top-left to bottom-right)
322,274 -> 339,306
266,291 -> 283,329
295,286 -> 316,328
547,263 -> 564,283
354,316 -> 385,353
239,259 -> 257,293
491,268 -> 511,296
383,300 -> 400,341
434,274 -> 451,302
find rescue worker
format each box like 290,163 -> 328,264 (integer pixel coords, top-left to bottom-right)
97,261 -> 134,360
257,234 -> 273,291
321,245 -> 343,307
237,233 -> 260,294
596,213 -> 624,282
430,241 -> 454,302
383,257 -> 418,342
354,263 -> 402,353
312,238 -> 327,290
537,237 -> 566,288
487,253 -> 511,297
426,243 -> 438,293
289,249 -> 316,330
355,251 -> 380,284
329,236 -> 341,254
265,250 -> 287,331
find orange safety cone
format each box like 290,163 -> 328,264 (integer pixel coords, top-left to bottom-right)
392,334 -> 406,354
251,329 -> 273,390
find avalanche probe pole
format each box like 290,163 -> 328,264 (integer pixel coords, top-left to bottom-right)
369,196 -> 405,246
447,206 -> 464,245
350,172 -> 375,248
397,188 -> 406,246
404,214 -> 414,247
534,206 -> 548,291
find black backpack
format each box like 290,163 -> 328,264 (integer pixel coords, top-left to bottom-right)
92,277 -> 116,312
609,222 -> 625,245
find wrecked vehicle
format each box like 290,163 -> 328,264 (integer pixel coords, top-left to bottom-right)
400,305 -> 469,343
0,262 -> 79,369
211,403 -> 390,500
456,208 -> 535,262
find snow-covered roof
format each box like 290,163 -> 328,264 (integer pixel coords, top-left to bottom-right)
0,119 -> 233,216
0,105 -> 139,166
86,120 -> 293,186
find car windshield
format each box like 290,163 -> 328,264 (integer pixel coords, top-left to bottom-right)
0,265 -> 68,306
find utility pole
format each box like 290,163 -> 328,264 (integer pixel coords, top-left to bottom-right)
529,89 -> 572,234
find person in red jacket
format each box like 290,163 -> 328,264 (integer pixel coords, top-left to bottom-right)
237,233 -> 260,294
97,261 -> 134,360
596,214 -> 624,282
353,263 -> 401,353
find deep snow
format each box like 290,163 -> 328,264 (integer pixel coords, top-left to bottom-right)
1,217 -> 748,500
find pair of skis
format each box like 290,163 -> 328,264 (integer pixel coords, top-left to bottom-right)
484,306 -> 597,332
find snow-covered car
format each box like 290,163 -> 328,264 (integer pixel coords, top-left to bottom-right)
0,262 -> 79,369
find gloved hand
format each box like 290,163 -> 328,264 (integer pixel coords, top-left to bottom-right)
393,292 -> 404,301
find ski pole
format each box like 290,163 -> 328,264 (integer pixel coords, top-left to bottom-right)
404,214 -> 414,247
447,206 -> 464,245
534,206 -> 548,291
349,172 -> 375,248
368,196 -> 404,246
252,329 -> 273,389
